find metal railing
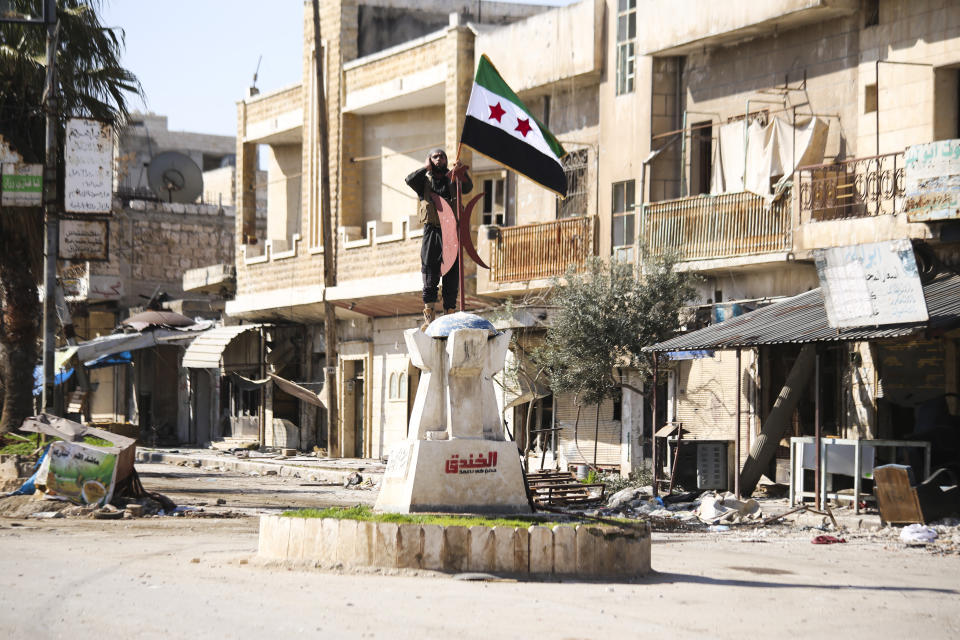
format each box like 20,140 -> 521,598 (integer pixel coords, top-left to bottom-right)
797,152 -> 904,221
641,188 -> 792,262
490,216 -> 595,283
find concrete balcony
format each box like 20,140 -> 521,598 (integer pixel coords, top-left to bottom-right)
477,216 -> 595,296
639,0 -> 858,56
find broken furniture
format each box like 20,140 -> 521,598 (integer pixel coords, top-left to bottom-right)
525,470 -> 605,507
874,464 -> 960,525
789,436 -> 931,514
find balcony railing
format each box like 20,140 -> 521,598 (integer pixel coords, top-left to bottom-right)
798,152 -> 904,221
490,216 -> 594,283
641,189 -> 792,262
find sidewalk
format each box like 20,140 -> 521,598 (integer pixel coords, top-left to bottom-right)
136,447 -> 385,485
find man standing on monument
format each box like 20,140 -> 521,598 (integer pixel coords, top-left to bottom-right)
405,148 -> 472,328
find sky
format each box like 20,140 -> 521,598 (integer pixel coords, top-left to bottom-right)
100,1 -> 574,138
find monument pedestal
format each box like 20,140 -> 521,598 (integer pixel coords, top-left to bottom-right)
376,439 -> 531,514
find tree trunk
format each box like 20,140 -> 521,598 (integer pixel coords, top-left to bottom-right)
0,210 -> 42,435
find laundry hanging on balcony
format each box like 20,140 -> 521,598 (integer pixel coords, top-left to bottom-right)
711,116 -> 827,197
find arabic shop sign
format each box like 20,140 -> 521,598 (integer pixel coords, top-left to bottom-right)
36,440 -> 119,507
444,451 -> 498,474
814,239 -> 928,329
1,163 -> 43,207
59,218 -> 109,261
65,118 -> 113,214
903,139 -> 960,222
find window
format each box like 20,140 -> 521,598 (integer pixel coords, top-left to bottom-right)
388,371 -> 407,401
864,83 -> 877,114
864,0 -> 879,27
611,179 -> 635,260
557,149 -> 590,219
616,0 -> 637,95
481,177 -> 506,226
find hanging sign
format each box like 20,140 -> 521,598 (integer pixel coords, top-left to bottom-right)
1,163 -> 43,207
814,239 -> 928,329
65,118 -> 113,214
59,218 -> 109,261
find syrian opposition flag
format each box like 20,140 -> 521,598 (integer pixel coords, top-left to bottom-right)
460,55 -> 567,197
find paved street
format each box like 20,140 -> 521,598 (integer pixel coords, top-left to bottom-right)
1,461 -> 958,639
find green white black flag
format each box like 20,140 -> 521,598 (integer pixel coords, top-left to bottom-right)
460,55 -> 568,197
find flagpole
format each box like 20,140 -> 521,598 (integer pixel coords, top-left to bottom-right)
454,144 -> 465,312
455,175 -> 464,312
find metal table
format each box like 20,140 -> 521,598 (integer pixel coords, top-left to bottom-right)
789,437 -> 931,514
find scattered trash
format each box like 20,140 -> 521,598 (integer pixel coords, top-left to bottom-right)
29,511 -> 63,519
344,472 -> 363,488
900,524 -> 938,544
811,535 -> 847,544
216,498 -> 226,506
708,525 -> 730,532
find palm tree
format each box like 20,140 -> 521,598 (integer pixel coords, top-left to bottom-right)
0,0 -> 140,434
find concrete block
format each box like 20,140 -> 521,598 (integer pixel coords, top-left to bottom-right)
442,526 -> 469,573
396,523 -> 423,569
623,529 -> 651,576
575,525 -> 600,577
374,522 -> 399,568
259,515 -> 291,560
287,517 -> 307,561
421,524 -> 444,570
336,519 -> 358,565
468,525 -> 495,572
552,525 -> 576,575
595,527 -> 622,577
493,526 -> 528,574
528,526 -> 553,575
303,518 -> 324,562
353,521 -> 376,567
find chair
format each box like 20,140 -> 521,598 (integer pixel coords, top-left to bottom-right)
873,464 -> 960,525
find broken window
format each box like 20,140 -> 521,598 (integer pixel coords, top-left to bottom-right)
616,0 -> 637,95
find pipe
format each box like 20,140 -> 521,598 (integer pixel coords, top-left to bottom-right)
735,347 -> 742,499
814,347 -> 822,510
651,352 -> 659,497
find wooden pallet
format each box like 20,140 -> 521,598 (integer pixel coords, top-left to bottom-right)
525,470 -> 606,508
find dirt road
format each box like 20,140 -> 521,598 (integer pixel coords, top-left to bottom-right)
1,463 -> 958,639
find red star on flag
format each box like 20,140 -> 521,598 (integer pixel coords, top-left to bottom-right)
515,117 -> 532,137
488,102 -> 506,123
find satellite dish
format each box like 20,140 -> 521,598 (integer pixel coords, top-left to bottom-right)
147,151 -> 203,204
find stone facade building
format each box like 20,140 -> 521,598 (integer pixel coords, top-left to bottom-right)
227,0 -> 960,489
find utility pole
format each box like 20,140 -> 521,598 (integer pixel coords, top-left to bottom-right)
40,0 -> 59,415
312,0 -> 339,455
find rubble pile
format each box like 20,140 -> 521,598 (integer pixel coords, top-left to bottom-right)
595,487 -> 764,529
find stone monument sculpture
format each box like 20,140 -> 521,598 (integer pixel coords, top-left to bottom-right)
374,312 -> 531,514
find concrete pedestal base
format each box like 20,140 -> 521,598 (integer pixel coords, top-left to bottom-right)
375,439 -> 531,514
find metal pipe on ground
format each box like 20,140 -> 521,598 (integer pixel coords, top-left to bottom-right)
739,344 -> 816,497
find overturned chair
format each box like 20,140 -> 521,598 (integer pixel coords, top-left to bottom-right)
873,464 -> 960,525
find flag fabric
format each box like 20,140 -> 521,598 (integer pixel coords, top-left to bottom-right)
460,55 -> 568,197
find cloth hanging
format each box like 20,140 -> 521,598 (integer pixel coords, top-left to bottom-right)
711,116 -> 827,196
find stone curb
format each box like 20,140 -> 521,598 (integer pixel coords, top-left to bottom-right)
136,451 -> 379,485
257,515 -> 651,578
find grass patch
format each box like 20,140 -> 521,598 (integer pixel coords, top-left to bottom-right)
282,505 -> 569,528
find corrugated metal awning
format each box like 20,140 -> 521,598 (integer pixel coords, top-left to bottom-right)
182,324 -> 260,369
647,271 -> 960,352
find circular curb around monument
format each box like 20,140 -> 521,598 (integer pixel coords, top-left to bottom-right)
257,515 -> 651,578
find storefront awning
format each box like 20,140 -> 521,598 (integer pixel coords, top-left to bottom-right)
647,271 -> 960,352
270,374 -> 326,408
182,325 -> 261,369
